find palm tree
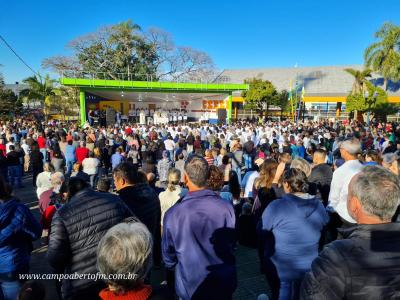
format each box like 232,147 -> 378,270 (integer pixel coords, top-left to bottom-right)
344,68 -> 373,121
20,74 -> 58,117
344,68 -> 372,95
364,22 -> 400,90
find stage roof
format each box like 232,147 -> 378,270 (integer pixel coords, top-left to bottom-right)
60,76 -> 248,125
88,90 -> 226,102
60,77 -> 248,94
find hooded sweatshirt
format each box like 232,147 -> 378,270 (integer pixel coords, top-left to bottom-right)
262,193 -> 329,280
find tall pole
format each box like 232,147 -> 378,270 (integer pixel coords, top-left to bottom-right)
80,90 -> 86,126
296,95 -> 302,125
227,94 -> 233,124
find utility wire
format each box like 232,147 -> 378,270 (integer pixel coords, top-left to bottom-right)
0,34 -> 40,77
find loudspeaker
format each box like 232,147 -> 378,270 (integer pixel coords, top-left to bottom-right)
217,109 -> 227,123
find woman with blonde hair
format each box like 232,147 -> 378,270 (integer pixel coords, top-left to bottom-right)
159,168 -> 188,227
86,136 -> 95,152
252,159 -> 282,219
204,149 -> 214,166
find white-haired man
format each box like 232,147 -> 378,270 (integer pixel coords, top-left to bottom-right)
327,138 -> 363,225
301,166 -> 400,298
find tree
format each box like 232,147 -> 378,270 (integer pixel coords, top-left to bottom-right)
364,22 -> 400,90
43,23 -> 216,83
373,103 -> 399,122
20,74 -> 58,117
43,20 -> 158,81
344,68 -> 372,95
345,68 -> 373,120
0,65 -> 4,86
144,27 -> 216,81
242,78 -> 277,116
51,86 -> 80,119
276,90 -> 290,118
0,88 -> 21,116
346,81 -> 388,122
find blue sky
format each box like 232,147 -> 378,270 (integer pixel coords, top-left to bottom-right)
1,0 -> 400,83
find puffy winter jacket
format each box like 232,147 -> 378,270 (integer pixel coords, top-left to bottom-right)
0,198 -> 42,275
118,184 -> 161,240
300,222 -> 400,299
47,189 -> 133,300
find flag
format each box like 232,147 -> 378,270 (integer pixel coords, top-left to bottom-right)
289,80 -> 294,119
301,86 -> 305,99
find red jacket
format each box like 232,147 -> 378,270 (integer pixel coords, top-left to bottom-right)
99,286 -> 152,300
0,144 -> 6,156
76,147 -> 89,163
37,136 -> 46,149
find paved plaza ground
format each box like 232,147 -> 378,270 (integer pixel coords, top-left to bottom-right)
15,175 -> 269,300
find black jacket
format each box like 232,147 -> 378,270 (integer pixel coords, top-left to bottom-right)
308,163 -> 333,206
118,184 -> 161,240
300,222 -> 400,299
30,150 -> 43,169
6,151 -> 21,166
47,189 -> 133,300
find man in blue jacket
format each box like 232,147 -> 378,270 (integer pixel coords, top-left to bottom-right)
162,154 -> 237,300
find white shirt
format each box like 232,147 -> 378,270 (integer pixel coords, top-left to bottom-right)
159,186 -> 188,226
164,139 -> 175,151
36,171 -> 52,198
82,157 -> 100,175
21,143 -> 30,154
6,142 -> 14,154
244,171 -> 259,198
327,159 -> 363,223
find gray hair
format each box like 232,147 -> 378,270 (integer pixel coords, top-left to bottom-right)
339,138 -> 361,155
291,158 -> 312,177
350,166 -> 400,221
51,172 -> 64,188
382,152 -> 399,165
97,220 -> 153,293
167,168 -> 181,192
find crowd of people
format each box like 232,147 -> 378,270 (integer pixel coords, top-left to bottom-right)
0,117 -> 400,300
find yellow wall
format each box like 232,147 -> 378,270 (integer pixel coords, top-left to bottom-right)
389,96 -> 400,103
99,100 -> 130,114
232,96 -> 400,104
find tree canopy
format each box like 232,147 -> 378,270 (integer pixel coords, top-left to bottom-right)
0,66 -> 4,86
42,20 -> 215,82
0,88 -> 21,116
364,22 -> 400,90
344,68 -> 372,95
242,78 -> 278,115
20,74 -> 58,113
346,81 -> 387,113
